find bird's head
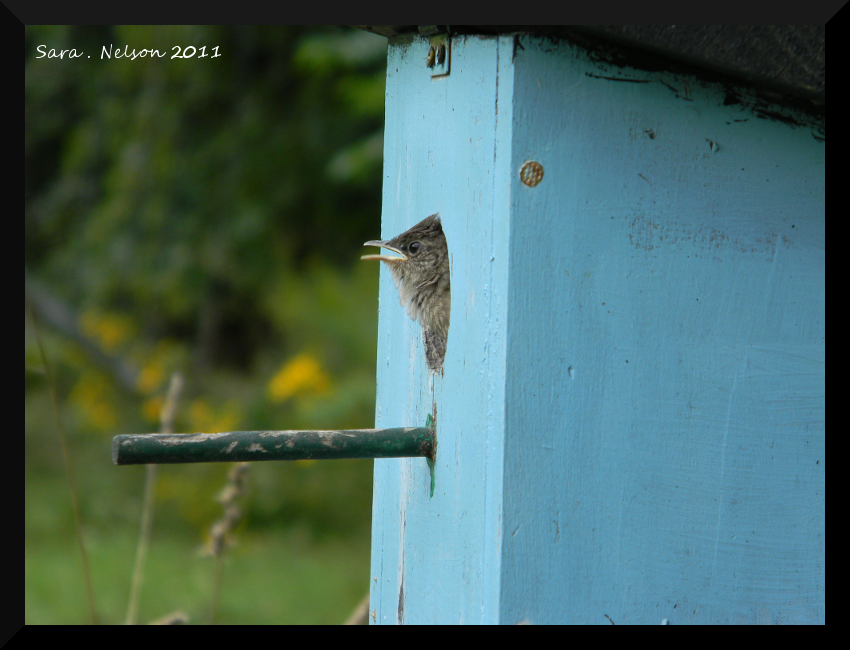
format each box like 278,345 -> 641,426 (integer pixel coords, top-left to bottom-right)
361,214 -> 447,282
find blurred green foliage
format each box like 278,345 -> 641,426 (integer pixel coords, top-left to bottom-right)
25,25 -> 388,624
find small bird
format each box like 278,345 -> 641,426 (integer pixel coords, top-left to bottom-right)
362,214 -> 451,374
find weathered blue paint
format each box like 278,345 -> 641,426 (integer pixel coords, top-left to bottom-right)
370,34 -> 824,625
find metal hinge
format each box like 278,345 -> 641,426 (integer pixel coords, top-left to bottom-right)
419,25 -> 451,77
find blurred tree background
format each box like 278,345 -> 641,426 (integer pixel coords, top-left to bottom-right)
25,25 -> 387,624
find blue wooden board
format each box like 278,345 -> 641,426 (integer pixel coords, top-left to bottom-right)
370,34 -> 824,624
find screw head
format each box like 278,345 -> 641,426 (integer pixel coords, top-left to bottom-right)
426,46 -> 436,68
520,161 -> 544,187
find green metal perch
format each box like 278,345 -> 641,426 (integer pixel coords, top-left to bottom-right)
112,426 -> 435,465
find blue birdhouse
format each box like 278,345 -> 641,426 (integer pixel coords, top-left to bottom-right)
364,27 -> 824,625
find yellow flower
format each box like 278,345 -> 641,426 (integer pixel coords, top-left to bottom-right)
268,353 -> 331,402
137,359 -> 165,394
79,311 -> 133,352
70,373 -> 118,429
142,396 -> 163,423
189,399 -> 240,433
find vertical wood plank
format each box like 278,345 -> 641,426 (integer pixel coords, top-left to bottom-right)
502,37 -> 824,625
370,34 -> 513,624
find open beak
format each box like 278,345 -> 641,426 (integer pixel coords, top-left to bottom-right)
361,240 -> 408,262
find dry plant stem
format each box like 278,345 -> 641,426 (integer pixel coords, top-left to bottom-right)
26,298 -> 98,624
125,373 -> 184,625
344,592 -> 371,625
209,462 -> 250,624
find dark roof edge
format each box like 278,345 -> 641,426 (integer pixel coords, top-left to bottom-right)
353,25 -> 825,111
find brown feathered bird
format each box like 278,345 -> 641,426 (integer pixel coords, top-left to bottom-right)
362,214 -> 451,373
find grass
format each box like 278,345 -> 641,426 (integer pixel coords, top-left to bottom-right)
25,521 -> 371,625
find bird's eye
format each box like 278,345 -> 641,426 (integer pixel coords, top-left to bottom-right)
408,241 -> 421,255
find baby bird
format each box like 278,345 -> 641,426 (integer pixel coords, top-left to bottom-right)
362,214 -> 450,373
